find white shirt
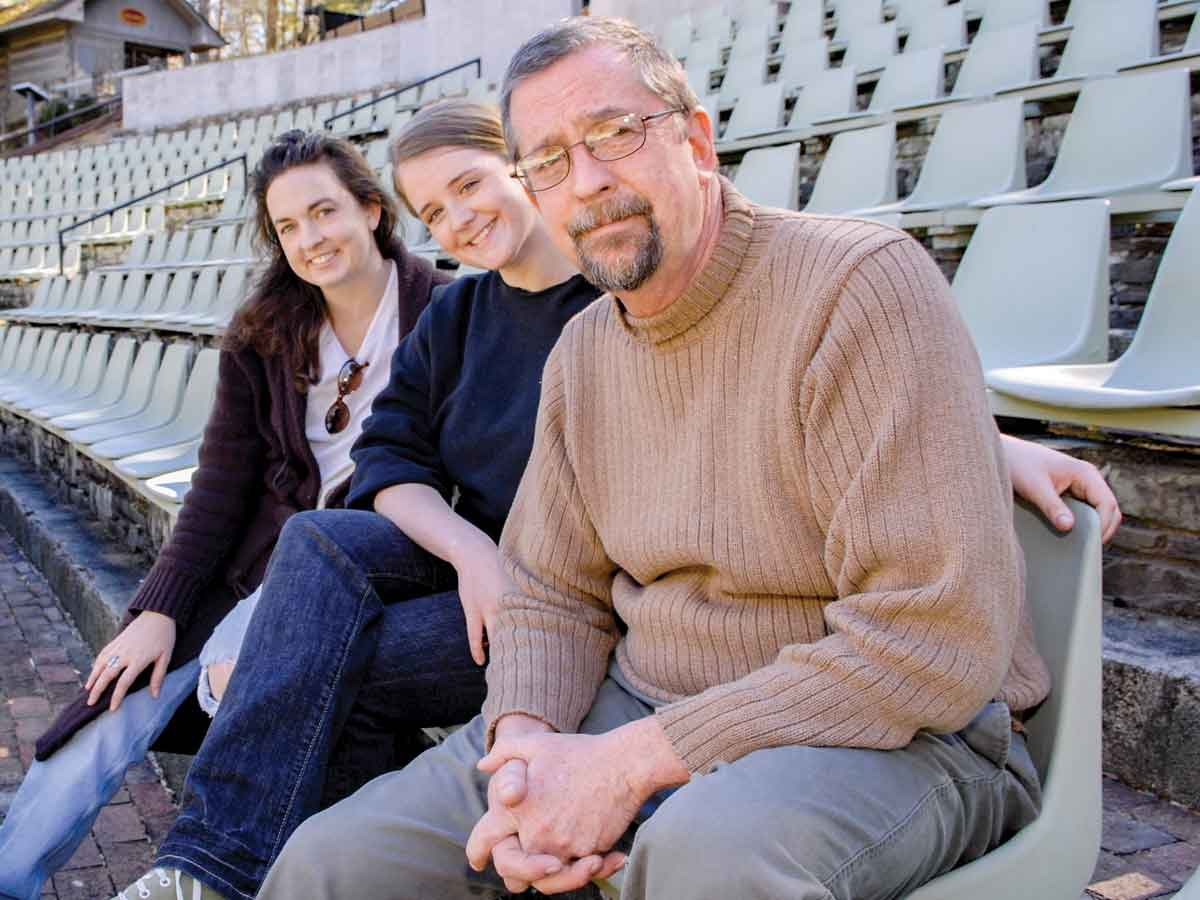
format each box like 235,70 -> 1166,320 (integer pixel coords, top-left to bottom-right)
305,260 -> 400,508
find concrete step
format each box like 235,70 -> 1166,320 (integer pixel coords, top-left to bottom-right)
1103,603 -> 1200,811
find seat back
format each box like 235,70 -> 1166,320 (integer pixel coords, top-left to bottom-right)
139,342 -> 192,424
867,47 -> 944,112
734,143 -> 800,209
184,268 -> 221,319
686,37 -> 722,72
979,0 -> 1048,31
1057,0 -> 1158,79
44,332 -> 90,395
21,329 -> 62,383
1037,69 -> 1192,197
71,272 -> 103,316
905,4 -> 966,53
842,21 -> 897,72
833,0 -> 882,41
951,22 -> 1040,99
69,333 -> 112,399
778,37 -> 830,92
112,272 -> 149,316
89,336 -> 138,407
210,264 -> 249,325
952,200 -> 1109,370
723,81 -> 785,140
720,53 -> 767,104
891,0 -> 943,27
160,269 -> 196,315
905,499 -> 1102,900
902,97 -> 1025,210
0,326 -> 23,373
790,66 -> 858,128
1105,187 -> 1200,391
804,122 -> 897,213
172,348 -> 221,433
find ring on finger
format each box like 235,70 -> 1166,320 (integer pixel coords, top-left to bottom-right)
105,654 -> 121,669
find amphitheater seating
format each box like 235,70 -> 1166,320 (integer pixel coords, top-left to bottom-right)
1124,5 -> 1200,71
34,336 -> 136,421
66,342 -> 190,446
50,340 -> 163,431
935,21 -> 1041,104
987,188 -> 1200,438
787,67 -> 858,129
841,21 -> 898,72
953,200 -> 1110,371
904,4 -> 967,54
723,82 -> 787,140
23,333 -> 110,415
977,0 -> 1050,32
115,441 -> 199,479
974,68 -> 1192,206
814,47 -> 944,123
9,331 -> 89,411
777,37 -> 830,93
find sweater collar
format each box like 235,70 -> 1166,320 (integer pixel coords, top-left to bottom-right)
615,178 -> 756,346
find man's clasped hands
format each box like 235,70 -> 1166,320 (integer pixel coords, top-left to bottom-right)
467,714 -> 691,895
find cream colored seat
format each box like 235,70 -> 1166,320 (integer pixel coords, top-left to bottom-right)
987,189 -> 1200,436
722,82 -> 786,141
144,466 -> 196,504
813,47 -> 944,123
9,331 -> 90,411
114,440 -> 199,479
802,123 -> 897,214
787,67 -> 858,130
733,143 -> 800,209
974,69 -> 1193,206
25,333 -> 111,417
904,3 -> 967,53
51,340 -> 163,430
955,200 -> 1110,371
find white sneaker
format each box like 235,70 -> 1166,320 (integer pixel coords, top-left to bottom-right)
111,867 -> 229,900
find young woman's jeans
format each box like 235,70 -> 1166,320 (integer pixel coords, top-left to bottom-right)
154,509 -> 488,900
0,658 -> 202,900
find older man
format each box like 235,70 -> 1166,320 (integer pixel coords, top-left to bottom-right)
258,17 -> 1050,900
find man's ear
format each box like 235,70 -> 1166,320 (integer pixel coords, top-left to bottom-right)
685,106 -> 719,178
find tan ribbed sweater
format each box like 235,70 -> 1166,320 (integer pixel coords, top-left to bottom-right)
484,180 -> 1051,773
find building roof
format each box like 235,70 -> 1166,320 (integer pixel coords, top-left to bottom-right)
0,0 -> 226,48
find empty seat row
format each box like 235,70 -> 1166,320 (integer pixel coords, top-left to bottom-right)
8,265 -> 250,334
0,327 -> 221,501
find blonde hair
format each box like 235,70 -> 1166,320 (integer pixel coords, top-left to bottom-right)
388,99 -> 508,215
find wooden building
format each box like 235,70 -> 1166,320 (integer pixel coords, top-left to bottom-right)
0,0 -> 225,127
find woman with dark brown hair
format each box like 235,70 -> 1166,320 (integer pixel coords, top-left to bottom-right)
0,130 -> 450,900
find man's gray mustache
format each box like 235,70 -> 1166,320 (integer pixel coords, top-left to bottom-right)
567,197 -> 654,240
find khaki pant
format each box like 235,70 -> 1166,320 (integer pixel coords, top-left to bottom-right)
258,677 -> 1041,900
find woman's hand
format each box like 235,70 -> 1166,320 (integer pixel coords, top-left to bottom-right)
1002,435 -> 1123,543
85,610 -> 177,711
453,536 -> 514,666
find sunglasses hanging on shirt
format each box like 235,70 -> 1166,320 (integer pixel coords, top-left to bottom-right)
325,357 -> 369,435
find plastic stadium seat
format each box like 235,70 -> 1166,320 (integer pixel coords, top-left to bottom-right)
664,15 -> 694,58
841,21 -> 898,72
1162,176 -> 1200,192
891,0 -> 943,27
987,188 -> 1200,432
722,82 -> 786,141
131,269 -> 196,326
0,327 -> 22,374
954,200 -> 1110,370
105,271 -> 171,325
862,97 -> 1026,213
976,68 -> 1192,206
720,53 -> 767,104
81,273 -> 144,324
978,0 -> 1049,32
1175,870 -> 1200,900
89,347 -> 219,460
10,332 -> 89,411
728,21 -> 771,62
1004,0 -> 1159,88
734,143 -> 800,209
944,22 -> 1040,103
603,499 -> 1104,900
783,0 -> 829,43
686,37 -> 722,72
114,441 -> 199,479
814,48 -> 944,123
832,0 -> 883,42
50,340 -> 163,431
904,4 -> 967,53
35,336 -> 135,421
778,32 -> 830,91
787,66 -> 859,128
802,123 -> 897,214
25,333 -> 110,417
161,268 -> 220,327
694,9 -> 733,44
1122,4 -> 1200,71
66,342 -> 191,445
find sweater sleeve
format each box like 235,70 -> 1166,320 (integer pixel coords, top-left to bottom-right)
129,348 -> 270,627
482,341 -> 621,745
346,294 -> 449,510
654,236 -> 1024,772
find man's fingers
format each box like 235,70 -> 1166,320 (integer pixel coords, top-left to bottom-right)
466,607 -> 485,667
150,651 -> 169,700
491,835 -> 564,889
491,758 -> 527,807
529,854 -> 606,895
1066,472 -> 1122,544
465,809 -> 519,872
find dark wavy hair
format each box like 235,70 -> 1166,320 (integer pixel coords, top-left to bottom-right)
225,129 -> 405,393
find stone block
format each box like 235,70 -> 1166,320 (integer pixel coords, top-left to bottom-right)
1105,557 -> 1200,620
8,696 -> 50,719
1131,801 -> 1200,844
1087,871 -> 1174,900
52,868 -> 114,900
94,803 -> 147,845
1102,810 -> 1177,855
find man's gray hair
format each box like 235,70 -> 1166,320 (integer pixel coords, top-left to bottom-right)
499,16 -> 700,159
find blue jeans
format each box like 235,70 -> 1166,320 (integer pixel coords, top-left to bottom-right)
155,509 -> 488,900
0,658 -> 201,900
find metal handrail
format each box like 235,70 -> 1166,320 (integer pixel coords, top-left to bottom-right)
0,96 -> 122,151
323,57 -> 482,131
57,154 -> 249,275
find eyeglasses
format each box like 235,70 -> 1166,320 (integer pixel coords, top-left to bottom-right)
512,108 -> 686,193
325,357 -> 370,435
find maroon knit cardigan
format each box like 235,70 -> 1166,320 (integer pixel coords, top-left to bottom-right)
36,250 -> 449,760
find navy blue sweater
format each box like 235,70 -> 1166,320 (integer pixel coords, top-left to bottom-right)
347,271 -> 600,542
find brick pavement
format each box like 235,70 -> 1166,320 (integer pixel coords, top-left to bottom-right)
0,525 -> 1198,899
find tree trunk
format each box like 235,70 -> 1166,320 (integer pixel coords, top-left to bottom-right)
266,0 -> 279,51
